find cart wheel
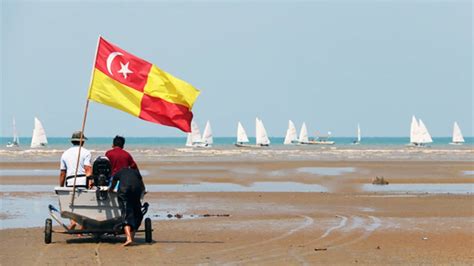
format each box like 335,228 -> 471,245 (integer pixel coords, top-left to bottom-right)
145,218 -> 152,243
44,218 -> 52,244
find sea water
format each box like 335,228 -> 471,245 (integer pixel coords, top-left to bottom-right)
0,137 -> 472,162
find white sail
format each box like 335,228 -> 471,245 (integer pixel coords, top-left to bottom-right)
202,120 -> 213,145
31,117 -> 48,148
237,122 -> 249,143
452,122 -> 465,143
12,117 -> 19,145
410,116 -> 421,144
190,120 -> 202,143
298,122 -> 309,143
357,123 -> 361,142
256,118 -> 270,146
185,133 -> 193,147
7,117 -> 20,147
284,120 -> 298,145
418,119 -> 433,144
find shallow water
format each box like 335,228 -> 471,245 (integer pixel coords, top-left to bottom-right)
0,169 -> 58,176
297,167 -> 355,176
0,169 -> 149,177
362,183 -> 474,194
0,182 -> 328,193
0,194 -> 198,229
463,171 -> 474,176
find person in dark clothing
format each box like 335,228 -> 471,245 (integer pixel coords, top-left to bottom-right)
109,168 -> 145,246
105,136 -> 139,177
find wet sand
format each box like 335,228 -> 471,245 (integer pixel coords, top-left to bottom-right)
1,160 -> 473,264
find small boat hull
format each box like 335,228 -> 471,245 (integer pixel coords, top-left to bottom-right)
300,141 -> 335,145
55,187 -> 121,222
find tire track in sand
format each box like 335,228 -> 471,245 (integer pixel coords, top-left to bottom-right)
174,215 -> 314,263
241,214 -> 381,264
236,215 -> 348,264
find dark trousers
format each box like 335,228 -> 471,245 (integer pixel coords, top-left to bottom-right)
118,188 -> 143,230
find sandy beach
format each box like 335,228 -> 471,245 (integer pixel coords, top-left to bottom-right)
1,159 -> 473,265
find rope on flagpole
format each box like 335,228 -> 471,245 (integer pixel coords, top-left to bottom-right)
70,35 -> 102,207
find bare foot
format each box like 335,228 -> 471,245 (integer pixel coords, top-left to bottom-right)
123,239 -> 133,247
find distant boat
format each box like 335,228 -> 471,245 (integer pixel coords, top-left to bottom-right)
283,120 -> 298,145
6,117 -> 20,148
31,117 -> 48,148
409,115 -> 432,146
235,122 -> 252,147
255,118 -> 270,147
450,122 -> 465,145
352,124 -> 361,144
185,120 -> 208,147
297,122 -> 311,145
202,121 -> 213,147
305,130 -> 335,145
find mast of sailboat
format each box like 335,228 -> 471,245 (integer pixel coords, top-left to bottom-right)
357,123 -> 361,143
12,117 -> 19,145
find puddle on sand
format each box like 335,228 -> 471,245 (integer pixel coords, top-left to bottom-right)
0,169 -> 149,177
463,171 -> 474,176
0,182 -> 329,193
362,183 -> 474,194
149,182 -> 328,193
0,194 -> 56,229
0,169 -> 58,176
297,167 -> 355,176
0,195 -> 201,229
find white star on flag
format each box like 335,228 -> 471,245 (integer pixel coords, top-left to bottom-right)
118,62 -> 133,79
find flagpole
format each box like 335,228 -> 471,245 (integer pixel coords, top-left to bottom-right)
70,35 -> 102,207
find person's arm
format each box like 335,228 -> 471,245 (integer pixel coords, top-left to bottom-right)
128,153 -> 138,171
85,165 -> 93,188
59,155 -> 66,186
59,170 -> 66,186
84,151 -> 93,188
108,174 -> 119,192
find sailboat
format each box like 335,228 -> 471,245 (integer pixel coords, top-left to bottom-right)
298,122 -> 310,144
255,118 -> 270,147
283,120 -> 298,145
450,122 -> 465,145
235,122 -> 251,147
31,117 -> 48,148
6,117 -> 20,147
185,120 -> 208,147
408,115 -> 432,146
202,120 -> 213,147
352,124 -> 361,144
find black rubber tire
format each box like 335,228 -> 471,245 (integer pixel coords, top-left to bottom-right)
144,218 -> 152,243
44,218 -> 52,244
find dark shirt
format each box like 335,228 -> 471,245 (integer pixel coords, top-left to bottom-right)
113,168 -> 145,194
105,147 -> 138,176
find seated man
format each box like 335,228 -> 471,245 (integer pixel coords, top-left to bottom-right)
59,131 -> 92,230
59,131 -> 92,188
109,168 -> 145,246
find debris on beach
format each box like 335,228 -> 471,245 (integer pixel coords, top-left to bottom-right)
422,237 -> 428,240
372,176 -> 389,185
376,246 -> 381,250
202,213 -> 230,217
154,213 -> 231,219
314,248 -> 327,251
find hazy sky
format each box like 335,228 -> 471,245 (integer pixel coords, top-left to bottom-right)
1,0 -> 472,137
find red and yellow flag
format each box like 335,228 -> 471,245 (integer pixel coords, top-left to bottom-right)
88,37 -> 200,132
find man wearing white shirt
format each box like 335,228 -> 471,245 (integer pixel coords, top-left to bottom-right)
59,131 -> 92,188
